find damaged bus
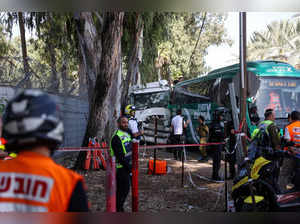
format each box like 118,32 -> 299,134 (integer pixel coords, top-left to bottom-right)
173,60 -> 300,143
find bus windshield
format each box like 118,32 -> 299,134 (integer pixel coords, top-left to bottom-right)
255,77 -> 300,118
133,91 -> 170,110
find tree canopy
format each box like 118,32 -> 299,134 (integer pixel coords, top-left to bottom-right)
248,19 -> 300,67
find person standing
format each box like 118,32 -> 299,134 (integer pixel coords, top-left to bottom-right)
170,109 -> 189,160
196,115 -> 209,162
283,110 -> 300,191
249,106 -> 260,126
209,111 -> 226,181
253,108 -> 281,193
124,104 -> 144,140
0,89 -> 89,212
110,116 -> 132,212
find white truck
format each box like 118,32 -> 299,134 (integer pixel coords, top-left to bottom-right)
129,80 -> 171,144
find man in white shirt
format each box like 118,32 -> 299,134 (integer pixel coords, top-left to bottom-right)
170,109 -> 189,160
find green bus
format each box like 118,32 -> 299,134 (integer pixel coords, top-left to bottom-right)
171,60 -> 300,144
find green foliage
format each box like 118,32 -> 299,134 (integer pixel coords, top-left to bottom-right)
0,12 -> 80,94
248,19 -> 300,66
123,12 -> 231,84
157,12 -> 232,80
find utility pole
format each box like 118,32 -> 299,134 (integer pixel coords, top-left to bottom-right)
239,12 -> 248,158
240,12 -> 256,211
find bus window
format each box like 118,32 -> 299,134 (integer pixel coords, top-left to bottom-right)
255,77 -> 300,119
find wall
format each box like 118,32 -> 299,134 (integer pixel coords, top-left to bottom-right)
0,86 -> 89,147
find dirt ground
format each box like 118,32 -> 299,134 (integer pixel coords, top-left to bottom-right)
56,148 -> 233,212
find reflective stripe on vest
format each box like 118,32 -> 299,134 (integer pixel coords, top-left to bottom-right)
110,130 -> 132,169
251,120 -> 274,140
286,121 -> 300,146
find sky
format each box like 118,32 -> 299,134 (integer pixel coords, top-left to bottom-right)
205,12 -> 298,70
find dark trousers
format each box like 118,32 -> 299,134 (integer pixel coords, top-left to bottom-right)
116,167 -> 131,212
292,157 -> 300,190
211,144 -> 222,179
227,151 -> 236,178
171,135 -> 182,160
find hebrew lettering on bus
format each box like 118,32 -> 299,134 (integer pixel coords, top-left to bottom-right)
0,173 -> 54,203
197,103 -> 211,121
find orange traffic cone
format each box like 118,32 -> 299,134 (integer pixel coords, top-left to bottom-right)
84,150 -> 92,170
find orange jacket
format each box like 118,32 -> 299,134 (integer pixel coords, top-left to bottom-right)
285,121 -> 300,147
0,151 -> 84,212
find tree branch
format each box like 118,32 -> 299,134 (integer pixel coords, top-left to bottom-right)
187,12 -> 207,74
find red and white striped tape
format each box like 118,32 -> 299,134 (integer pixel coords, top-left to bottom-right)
57,142 -> 225,152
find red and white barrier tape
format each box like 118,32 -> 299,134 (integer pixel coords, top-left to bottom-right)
57,142 -> 225,152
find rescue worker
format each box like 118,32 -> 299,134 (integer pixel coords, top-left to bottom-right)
284,110 -> 300,191
249,106 -> 260,126
209,109 -> 226,181
110,116 -> 132,212
196,115 -> 209,162
253,108 -> 281,193
0,89 -> 89,212
0,116 -> 16,159
124,104 -> 144,139
170,109 -> 189,160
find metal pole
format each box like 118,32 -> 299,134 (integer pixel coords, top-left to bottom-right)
105,154 -> 116,212
239,12 -> 248,158
224,157 -> 228,212
132,140 -> 139,212
240,11 -> 256,211
153,116 -> 158,175
181,141 -> 185,188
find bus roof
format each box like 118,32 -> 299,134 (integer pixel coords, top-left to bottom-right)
175,60 -> 300,88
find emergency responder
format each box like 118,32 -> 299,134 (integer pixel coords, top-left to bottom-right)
0,115 -> 16,160
170,109 -> 189,160
110,116 -> 132,212
249,106 -> 260,126
253,108 -> 281,192
0,116 -> 7,159
0,89 -> 89,212
209,109 -> 226,181
196,115 -> 209,162
284,110 -> 300,191
124,104 -> 144,139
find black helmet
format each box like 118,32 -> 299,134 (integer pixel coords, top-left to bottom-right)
2,89 -> 64,151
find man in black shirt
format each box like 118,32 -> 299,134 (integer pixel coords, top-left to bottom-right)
110,116 -> 132,212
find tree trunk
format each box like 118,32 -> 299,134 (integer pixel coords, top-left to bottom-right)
78,60 -> 88,98
75,12 -> 102,102
121,13 -> 143,109
61,56 -> 68,95
75,12 -> 124,169
17,12 -> 31,89
47,40 -> 59,92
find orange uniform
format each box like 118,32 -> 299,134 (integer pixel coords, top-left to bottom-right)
285,121 -> 300,147
0,151 -> 86,212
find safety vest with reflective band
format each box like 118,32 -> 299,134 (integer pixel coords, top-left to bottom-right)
0,151 -> 84,212
110,130 -> 132,169
285,121 -> 300,147
251,120 -> 274,139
